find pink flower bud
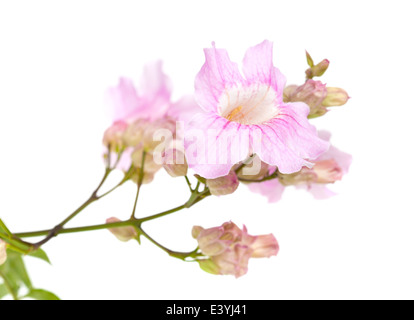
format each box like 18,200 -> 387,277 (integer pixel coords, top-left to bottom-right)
103,121 -> 128,152
106,218 -> 137,242
312,159 -> 343,183
141,118 -> 176,150
250,234 -> 279,258
285,80 -> 328,118
162,148 -> 188,178
131,148 -> 162,173
192,222 -> 279,278
131,168 -> 156,185
236,155 -> 270,181
322,87 -> 350,107
123,119 -> 148,148
306,59 -> 330,79
206,171 -> 239,196
283,84 -> 298,102
0,240 -> 7,266
278,168 -> 318,186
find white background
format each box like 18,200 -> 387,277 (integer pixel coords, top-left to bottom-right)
0,0 -> 413,300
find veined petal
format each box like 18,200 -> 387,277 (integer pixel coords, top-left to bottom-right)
195,44 -> 246,114
107,77 -> 142,122
242,40 -> 286,102
184,113 -> 250,179
253,102 -> 330,173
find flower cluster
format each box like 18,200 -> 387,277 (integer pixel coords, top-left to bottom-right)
101,41 -> 351,278
103,61 -> 197,184
0,39 -> 351,301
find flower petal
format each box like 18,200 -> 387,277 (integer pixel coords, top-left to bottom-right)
253,102 -> 330,173
107,77 -> 142,122
138,60 -> 173,120
248,179 -> 286,203
317,130 -> 352,174
195,44 -> 245,114
167,95 -> 200,123
297,183 -> 337,199
242,40 -> 286,102
184,113 -> 250,179
139,60 -> 172,100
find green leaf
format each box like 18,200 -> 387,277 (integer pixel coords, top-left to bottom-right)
7,251 -> 32,289
0,283 -> 9,299
26,289 -> 60,301
28,248 -> 51,264
0,269 -> 20,300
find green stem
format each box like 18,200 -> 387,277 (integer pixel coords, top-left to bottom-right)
184,176 -> 193,191
12,180 -> 211,261
139,227 -> 198,261
15,189 -> 210,240
0,219 -> 12,236
131,151 -> 146,219
139,205 -> 187,223
31,168 -> 115,249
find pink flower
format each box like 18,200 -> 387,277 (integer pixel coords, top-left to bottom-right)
248,131 -> 352,202
184,40 -> 329,179
106,218 -> 137,242
107,61 -> 198,125
104,61 -> 198,175
192,222 -> 279,278
0,240 -> 7,266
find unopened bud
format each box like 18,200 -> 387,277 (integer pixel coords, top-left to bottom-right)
322,87 -> 350,107
103,121 -> 128,152
284,80 -> 328,118
162,148 -> 188,177
131,148 -> 162,173
106,218 -> 137,242
131,167 -> 156,185
236,155 -> 270,181
312,159 -> 343,183
283,85 -> 298,102
306,59 -> 330,79
123,119 -> 148,148
206,171 -> 239,196
141,118 -> 176,150
250,234 -> 280,258
0,240 -> 7,266
278,168 -> 317,186
192,222 -> 279,278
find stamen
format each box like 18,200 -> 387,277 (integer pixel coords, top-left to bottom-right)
225,106 -> 244,121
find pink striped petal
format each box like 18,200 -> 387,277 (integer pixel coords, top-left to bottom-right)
195,43 -> 246,114
242,40 -> 286,102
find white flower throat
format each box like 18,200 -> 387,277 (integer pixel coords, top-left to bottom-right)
218,84 -> 278,125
